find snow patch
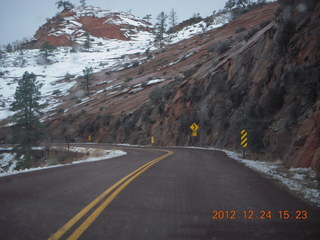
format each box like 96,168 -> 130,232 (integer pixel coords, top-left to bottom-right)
0,147 -> 126,177
182,146 -> 320,207
147,78 -> 166,85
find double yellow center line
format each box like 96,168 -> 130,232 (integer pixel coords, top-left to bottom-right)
48,149 -> 173,240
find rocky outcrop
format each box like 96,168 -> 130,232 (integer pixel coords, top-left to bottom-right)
44,1 -> 319,175
23,6 -> 152,48
108,1 -> 320,173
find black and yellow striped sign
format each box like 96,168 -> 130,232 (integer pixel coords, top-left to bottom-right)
241,130 -> 248,148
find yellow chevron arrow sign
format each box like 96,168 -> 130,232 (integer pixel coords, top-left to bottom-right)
241,130 -> 248,148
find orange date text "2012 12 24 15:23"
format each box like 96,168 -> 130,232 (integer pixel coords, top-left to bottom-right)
212,210 -> 308,220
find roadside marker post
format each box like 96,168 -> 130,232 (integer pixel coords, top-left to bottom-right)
88,135 -> 92,142
151,136 -> 155,146
241,130 -> 248,158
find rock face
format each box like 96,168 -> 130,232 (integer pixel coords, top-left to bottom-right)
45,1 -> 319,175
24,6 -> 152,48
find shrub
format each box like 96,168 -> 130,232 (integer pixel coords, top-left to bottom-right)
58,108 -> 64,113
183,67 -> 198,78
132,61 -> 139,67
216,39 -> 233,54
278,20 -> 296,50
124,118 -> 135,137
259,20 -> 271,29
264,86 -> 284,114
53,89 -> 61,95
186,84 -> 202,102
249,128 -> 265,153
149,87 -> 164,104
103,114 -> 111,126
235,26 -> 246,33
141,81 -> 148,88
244,27 -> 259,41
138,67 -> 144,75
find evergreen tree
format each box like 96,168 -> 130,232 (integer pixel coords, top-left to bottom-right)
169,8 -> 178,28
5,44 -> 13,53
10,72 -> 46,169
237,0 -> 250,8
155,11 -> 169,41
56,1 -> 75,11
0,50 -> 5,61
80,0 -> 86,7
39,42 -> 56,64
224,0 -> 249,10
82,66 -> 93,95
143,14 -> 152,23
83,32 -> 91,50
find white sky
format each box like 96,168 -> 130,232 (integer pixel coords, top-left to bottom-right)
0,0 -> 227,46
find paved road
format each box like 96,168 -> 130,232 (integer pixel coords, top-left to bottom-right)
0,145 -> 319,240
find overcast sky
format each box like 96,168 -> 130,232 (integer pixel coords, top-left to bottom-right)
0,0 -> 227,46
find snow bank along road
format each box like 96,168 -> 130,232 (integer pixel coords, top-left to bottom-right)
0,144 -> 319,240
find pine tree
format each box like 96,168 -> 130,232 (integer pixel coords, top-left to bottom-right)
80,0 -> 86,7
10,72 -> 46,169
155,11 -> 169,41
0,50 -> 5,62
83,32 -> 91,50
224,0 -> 249,10
143,14 -> 152,23
237,0 -> 249,8
39,42 -> 56,64
56,1 -> 75,11
82,66 -> 93,95
5,44 -> 13,53
169,8 -> 178,28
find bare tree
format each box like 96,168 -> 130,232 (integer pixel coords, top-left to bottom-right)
169,8 -> 178,28
82,66 -> 93,95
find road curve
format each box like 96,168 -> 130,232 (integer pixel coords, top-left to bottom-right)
0,144 -> 319,240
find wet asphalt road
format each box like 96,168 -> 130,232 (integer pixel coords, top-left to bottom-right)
0,144 -> 319,240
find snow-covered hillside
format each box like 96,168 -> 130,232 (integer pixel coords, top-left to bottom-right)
45,6 -> 152,42
0,6 -> 156,121
0,6 -> 228,123
168,13 -> 231,44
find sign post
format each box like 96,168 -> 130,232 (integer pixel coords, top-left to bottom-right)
190,123 -> 199,138
240,129 -> 248,158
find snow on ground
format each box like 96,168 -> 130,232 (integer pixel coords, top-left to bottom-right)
184,146 -> 320,207
0,152 -> 17,174
0,147 -> 126,177
0,7 -> 232,122
0,6 -> 155,122
146,78 -> 166,85
168,21 -> 223,44
167,12 -> 230,45
0,35 -> 154,121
